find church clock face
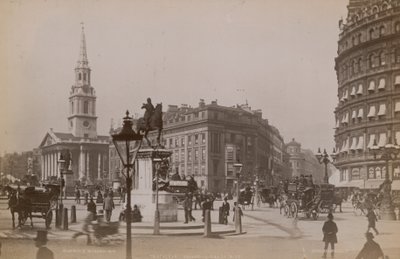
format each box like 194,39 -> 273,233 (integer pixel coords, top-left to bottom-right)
83,121 -> 90,128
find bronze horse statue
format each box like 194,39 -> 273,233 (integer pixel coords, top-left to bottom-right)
5,186 -> 33,229
137,102 -> 163,147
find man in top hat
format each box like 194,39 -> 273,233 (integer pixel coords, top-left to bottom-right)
34,230 -> 54,259
355,232 -> 384,259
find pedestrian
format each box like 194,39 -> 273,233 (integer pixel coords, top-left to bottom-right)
96,190 -> 103,204
222,197 -> 230,224
232,202 -> 243,222
355,232 -> 384,259
366,208 -> 379,235
87,197 -> 97,220
103,193 -> 115,222
84,192 -> 89,205
75,187 -> 81,204
202,197 -> 212,222
34,230 -> 54,259
132,204 -> 143,222
322,213 -> 338,258
183,194 -> 190,224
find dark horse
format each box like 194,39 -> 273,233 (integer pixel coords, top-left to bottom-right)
5,186 -> 33,229
137,103 -> 163,147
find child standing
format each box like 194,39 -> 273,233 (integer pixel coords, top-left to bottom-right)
322,213 -> 338,258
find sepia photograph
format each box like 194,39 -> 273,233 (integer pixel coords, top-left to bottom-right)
0,0 -> 400,258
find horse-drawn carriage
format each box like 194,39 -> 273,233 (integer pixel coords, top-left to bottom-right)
316,184 -> 336,213
285,183 -> 319,219
5,184 -> 60,229
239,186 -> 254,210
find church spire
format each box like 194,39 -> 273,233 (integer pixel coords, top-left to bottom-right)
77,22 -> 89,68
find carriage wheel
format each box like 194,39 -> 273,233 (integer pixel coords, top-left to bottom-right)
45,211 -> 53,229
290,202 -> 298,218
49,199 -> 58,210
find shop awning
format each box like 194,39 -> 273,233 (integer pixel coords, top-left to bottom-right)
392,180 -> 400,191
363,179 -> 384,189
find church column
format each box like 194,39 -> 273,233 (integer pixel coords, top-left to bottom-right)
56,151 -> 60,177
97,153 -> 101,179
53,152 -> 57,177
86,151 -> 90,181
50,153 -> 53,177
41,155 -> 44,180
79,145 -> 84,180
44,154 -> 48,180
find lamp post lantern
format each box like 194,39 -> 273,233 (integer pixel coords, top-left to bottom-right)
370,137 -> 399,220
233,162 -> 243,234
315,148 -> 336,184
111,111 -> 143,259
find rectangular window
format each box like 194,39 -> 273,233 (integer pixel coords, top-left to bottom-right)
180,149 -> 185,162
194,148 -> 199,161
187,149 -> 192,161
174,150 -> 179,163
201,112 -> 205,118
195,134 -> 199,144
181,138 -> 185,147
202,133 -> 206,144
188,135 -> 192,146
169,138 -> 173,147
175,138 -> 178,147
201,148 -> 206,160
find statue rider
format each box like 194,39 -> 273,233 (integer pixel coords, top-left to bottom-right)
142,98 -> 155,130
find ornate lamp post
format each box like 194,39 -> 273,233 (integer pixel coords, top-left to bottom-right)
111,111 -> 143,259
57,155 -> 66,205
152,156 -> 162,235
370,137 -> 399,220
315,148 -> 336,184
233,162 -> 243,234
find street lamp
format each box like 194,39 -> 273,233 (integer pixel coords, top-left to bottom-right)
315,148 -> 336,184
233,162 -> 243,234
111,111 -> 143,259
152,156 -> 162,235
57,155 -> 66,205
370,137 -> 399,220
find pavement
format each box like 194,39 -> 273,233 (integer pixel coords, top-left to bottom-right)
0,197 -> 236,239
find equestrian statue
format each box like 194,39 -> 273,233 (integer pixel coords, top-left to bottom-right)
137,98 -> 163,147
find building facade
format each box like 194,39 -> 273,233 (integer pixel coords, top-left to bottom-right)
129,99 -> 290,193
38,25 -> 109,187
285,138 -> 327,183
334,0 -> 400,189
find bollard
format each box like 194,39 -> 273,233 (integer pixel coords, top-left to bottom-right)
63,208 -> 68,230
235,207 -> 242,234
203,209 -> 212,237
55,208 -> 60,228
71,205 -> 77,223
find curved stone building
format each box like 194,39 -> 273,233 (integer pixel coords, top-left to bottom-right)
334,0 -> 400,190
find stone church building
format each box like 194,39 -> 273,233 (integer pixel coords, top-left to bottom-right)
38,25 -> 109,186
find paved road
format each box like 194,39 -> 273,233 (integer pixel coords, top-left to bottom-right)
0,197 -> 399,259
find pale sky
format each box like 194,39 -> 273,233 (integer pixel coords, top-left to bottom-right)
0,0 -> 349,154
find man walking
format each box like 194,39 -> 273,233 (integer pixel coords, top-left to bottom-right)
103,194 -> 115,222
221,197 -> 230,225
366,208 -> 379,235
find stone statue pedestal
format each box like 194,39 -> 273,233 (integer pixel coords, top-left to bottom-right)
131,148 -> 177,222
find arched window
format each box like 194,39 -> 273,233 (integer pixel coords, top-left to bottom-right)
84,101 -> 89,114
375,167 -> 382,179
368,168 -> 375,179
396,22 -> 400,33
369,28 -> 375,40
352,36 -> 356,46
379,52 -> 386,66
369,53 -> 375,68
71,101 -> 74,114
353,60 -> 358,74
372,6 -> 379,14
396,48 -> 400,63
358,33 -> 362,43
78,73 -> 81,80
83,73 -> 86,81
379,26 -> 385,37
381,3 -> 388,11
358,58 -> 362,72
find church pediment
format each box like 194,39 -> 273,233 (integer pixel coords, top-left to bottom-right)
39,132 -> 59,148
